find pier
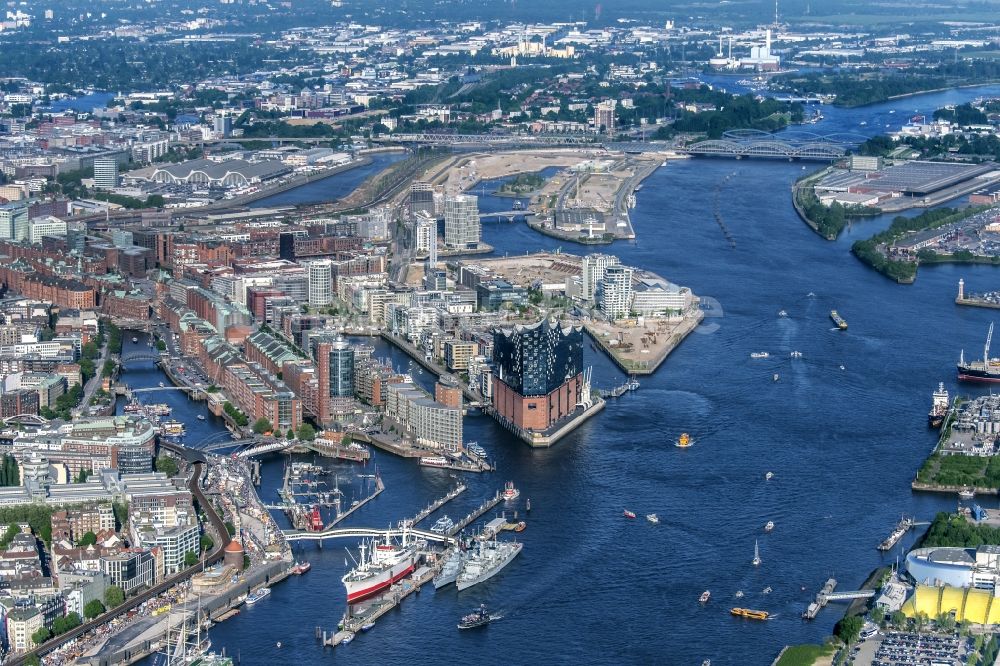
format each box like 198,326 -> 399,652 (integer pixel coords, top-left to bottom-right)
449,490 -> 503,536
318,567 -> 438,648
409,484 -> 467,526
802,578 -> 837,620
598,378 -> 640,400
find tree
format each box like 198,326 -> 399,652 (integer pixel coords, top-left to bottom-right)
297,423 -> 316,441
937,612 -> 956,632
286,429 -> 295,440
252,418 -> 273,435
155,456 -> 179,478
31,626 -> 50,646
200,534 -> 214,552
75,468 -> 91,484
84,599 -> 105,619
105,585 -> 125,608
834,615 -> 864,645
224,520 -> 235,537
870,606 -> 885,625
891,610 -> 907,628
184,550 -> 199,567
78,531 -> 97,547
24,656 -> 40,666
155,340 -> 166,351
52,612 -> 81,635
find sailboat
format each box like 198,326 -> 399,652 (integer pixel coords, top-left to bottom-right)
752,539 -> 761,567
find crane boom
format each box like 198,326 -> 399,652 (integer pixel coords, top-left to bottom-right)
986,323 -> 994,365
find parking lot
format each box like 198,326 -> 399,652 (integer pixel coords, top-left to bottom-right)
867,631 -> 966,666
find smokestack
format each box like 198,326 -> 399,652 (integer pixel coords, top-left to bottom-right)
765,29 -> 772,55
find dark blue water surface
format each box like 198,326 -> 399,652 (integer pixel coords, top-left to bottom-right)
124,85 -> 1000,665
247,152 -> 406,208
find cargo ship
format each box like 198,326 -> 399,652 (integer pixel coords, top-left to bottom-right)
928,383 -> 949,427
958,323 -> 1000,382
730,608 -> 769,620
342,530 -> 417,603
830,310 -> 848,330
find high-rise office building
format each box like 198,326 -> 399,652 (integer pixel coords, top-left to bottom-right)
0,201 -> 29,242
410,181 -> 435,218
594,100 -> 616,135
214,115 -> 233,138
307,259 -> 333,306
93,158 -> 118,190
598,265 -> 635,319
492,320 -> 585,433
581,253 -> 620,301
443,194 -> 480,249
313,336 -> 355,424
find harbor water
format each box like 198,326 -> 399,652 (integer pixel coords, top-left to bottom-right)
129,85 -> 1000,664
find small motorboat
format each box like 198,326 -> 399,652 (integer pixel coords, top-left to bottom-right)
197,414 -> 206,421
839,365 -> 845,371
341,632 -> 355,645
132,337 -> 138,343
762,586 -> 772,595
778,310 -> 787,317
959,488 -> 975,500
790,351 -> 802,358
503,481 -> 520,502
675,433 -> 693,448
699,590 -> 711,603
765,472 -> 774,481
773,373 -> 780,382
764,521 -> 774,532
513,521 -> 526,532
646,513 -> 659,524
360,623 -> 375,632
735,590 -> 744,599
750,352 -> 769,359
623,510 -> 636,519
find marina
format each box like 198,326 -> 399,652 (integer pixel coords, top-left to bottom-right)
449,490 -> 505,536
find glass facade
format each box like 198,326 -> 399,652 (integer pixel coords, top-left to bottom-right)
492,320 -> 584,396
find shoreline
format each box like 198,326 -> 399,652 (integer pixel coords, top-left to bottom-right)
583,309 -> 704,376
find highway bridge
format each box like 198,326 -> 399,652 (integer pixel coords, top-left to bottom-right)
283,526 -> 456,545
683,129 -> 865,161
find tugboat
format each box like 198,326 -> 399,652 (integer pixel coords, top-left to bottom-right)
675,433 -> 693,448
502,481 -> 520,502
458,604 -> 501,630
928,382 -> 949,427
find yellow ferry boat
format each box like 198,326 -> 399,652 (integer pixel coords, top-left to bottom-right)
730,608 -> 769,620
675,433 -> 692,448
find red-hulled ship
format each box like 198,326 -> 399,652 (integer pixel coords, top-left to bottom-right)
342,529 -> 417,604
